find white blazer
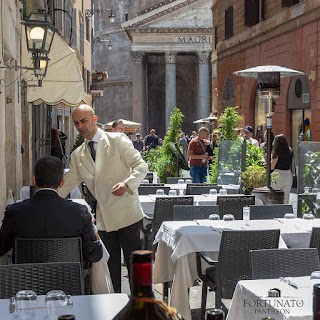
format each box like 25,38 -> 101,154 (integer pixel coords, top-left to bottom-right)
59,129 -> 148,232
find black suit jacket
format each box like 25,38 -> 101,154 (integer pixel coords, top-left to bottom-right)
0,190 -> 102,263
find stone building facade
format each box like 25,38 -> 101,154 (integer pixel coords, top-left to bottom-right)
213,0 -> 319,156
93,0 -> 212,137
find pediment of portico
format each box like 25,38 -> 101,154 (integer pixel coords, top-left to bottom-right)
122,0 -> 212,53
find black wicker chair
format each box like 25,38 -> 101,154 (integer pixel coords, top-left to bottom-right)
249,204 -> 294,220
250,248 -> 320,279
187,185 -> 222,195
309,227 -> 320,262
166,177 -> 184,184
14,237 -> 90,293
196,229 -> 280,318
173,205 -> 219,221
138,186 -> 170,195
217,195 -> 255,220
0,262 -> 84,298
186,184 -> 221,195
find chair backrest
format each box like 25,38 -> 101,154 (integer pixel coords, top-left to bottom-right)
186,184 -> 221,195
0,262 -> 84,298
14,237 -> 83,268
309,227 -> 320,261
152,196 -> 193,244
217,195 -> 255,219
138,186 -> 170,195
249,204 -> 294,220
140,183 -> 164,187
216,229 -> 280,302
225,187 -> 240,194
173,205 -> 219,221
187,185 -> 222,195
166,177 -> 183,184
250,248 -> 320,280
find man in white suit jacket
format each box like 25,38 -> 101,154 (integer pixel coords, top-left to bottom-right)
59,105 -> 148,292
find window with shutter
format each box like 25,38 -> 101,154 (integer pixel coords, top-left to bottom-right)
214,26 -> 218,49
282,0 -> 299,7
72,9 -> 77,48
80,22 -> 84,57
85,17 -> 90,41
222,76 -> 235,109
245,0 -> 264,27
64,0 -> 71,44
55,0 -> 63,32
225,7 -> 233,40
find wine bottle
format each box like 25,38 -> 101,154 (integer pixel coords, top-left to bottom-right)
5,189 -> 15,207
314,284 -> 320,320
113,250 -> 180,320
206,308 -> 225,320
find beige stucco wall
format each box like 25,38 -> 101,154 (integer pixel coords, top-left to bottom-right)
0,0 -> 23,218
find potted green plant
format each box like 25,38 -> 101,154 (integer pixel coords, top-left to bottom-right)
143,107 -> 184,183
240,165 -> 267,194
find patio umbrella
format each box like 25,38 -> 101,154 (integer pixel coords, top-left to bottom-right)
103,119 -> 142,133
193,119 -> 209,124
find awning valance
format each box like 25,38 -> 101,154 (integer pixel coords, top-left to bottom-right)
22,33 -> 85,106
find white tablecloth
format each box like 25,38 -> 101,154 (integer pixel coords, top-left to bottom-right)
153,218 -> 320,320
227,276 -> 316,320
1,293 -> 128,320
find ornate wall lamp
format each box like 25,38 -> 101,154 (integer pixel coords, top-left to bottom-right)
85,8 -> 115,22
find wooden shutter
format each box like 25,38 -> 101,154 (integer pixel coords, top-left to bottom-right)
72,9 -> 77,47
80,22 -> 84,57
244,0 -> 254,27
225,7 -> 233,40
64,0 -> 71,44
214,26 -> 218,49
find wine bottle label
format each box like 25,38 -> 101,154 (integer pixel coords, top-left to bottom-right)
132,263 -> 152,286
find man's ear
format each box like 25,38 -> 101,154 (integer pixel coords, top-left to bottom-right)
94,114 -> 99,123
58,178 -> 65,188
32,176 -> 38,189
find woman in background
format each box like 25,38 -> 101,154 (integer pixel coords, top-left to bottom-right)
271,134 -> 293,204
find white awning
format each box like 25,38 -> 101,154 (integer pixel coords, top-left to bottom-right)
22,33 -> 85,106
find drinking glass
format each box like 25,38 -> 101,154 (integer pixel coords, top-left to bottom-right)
178,179 -> 185,184
179,189 -> 184,196
205,308 -> 225,320
243,207 -> 250,226
209,189 -> 217,196
219,189 -> 227,195
223,214 -> 234,221
185,179 -> 192,184
284,213 -> 295,219
15,290 -> 37,320
304,186 -> 310,194
169,190 -> 177,197
209,214 -> 220,220
156,189 -> 165,196
303,213 -> 315,220
142,179 -> 149,184
45,290 -> 68,320
312,188 -> 320,194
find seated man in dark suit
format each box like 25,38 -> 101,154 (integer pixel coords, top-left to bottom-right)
0,156 -> 103,263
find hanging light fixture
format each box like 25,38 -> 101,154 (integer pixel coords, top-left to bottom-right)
33,54 -> 50,87
22,12 -> 57,56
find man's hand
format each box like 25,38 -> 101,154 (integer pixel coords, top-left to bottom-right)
112,182 -> 128,197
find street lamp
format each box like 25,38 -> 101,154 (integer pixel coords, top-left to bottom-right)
21,12 -> 57,86
22,12 -> 57,56
85,8 -> 116,23
33,54 -> 50,87
234,65 -> 304,188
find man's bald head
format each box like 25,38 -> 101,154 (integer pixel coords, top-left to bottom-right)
198,127 -> 209,139
72,104 -> 98,140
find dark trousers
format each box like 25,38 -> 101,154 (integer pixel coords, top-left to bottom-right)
99,219 -> 142,293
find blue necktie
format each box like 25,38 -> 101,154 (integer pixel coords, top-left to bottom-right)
88,141 -> 96,162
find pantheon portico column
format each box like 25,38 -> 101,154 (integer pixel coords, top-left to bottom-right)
197,51 -> 211,120
165,52 -> 177,129
131,51 -> 146,135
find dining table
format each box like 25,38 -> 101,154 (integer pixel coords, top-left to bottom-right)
0,293 -> 129,320
153,218 -> 320,320
226,276 -> 318,320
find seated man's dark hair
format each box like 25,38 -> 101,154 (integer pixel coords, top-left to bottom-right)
112,119 -> 124,128
34,156 -> 64,189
